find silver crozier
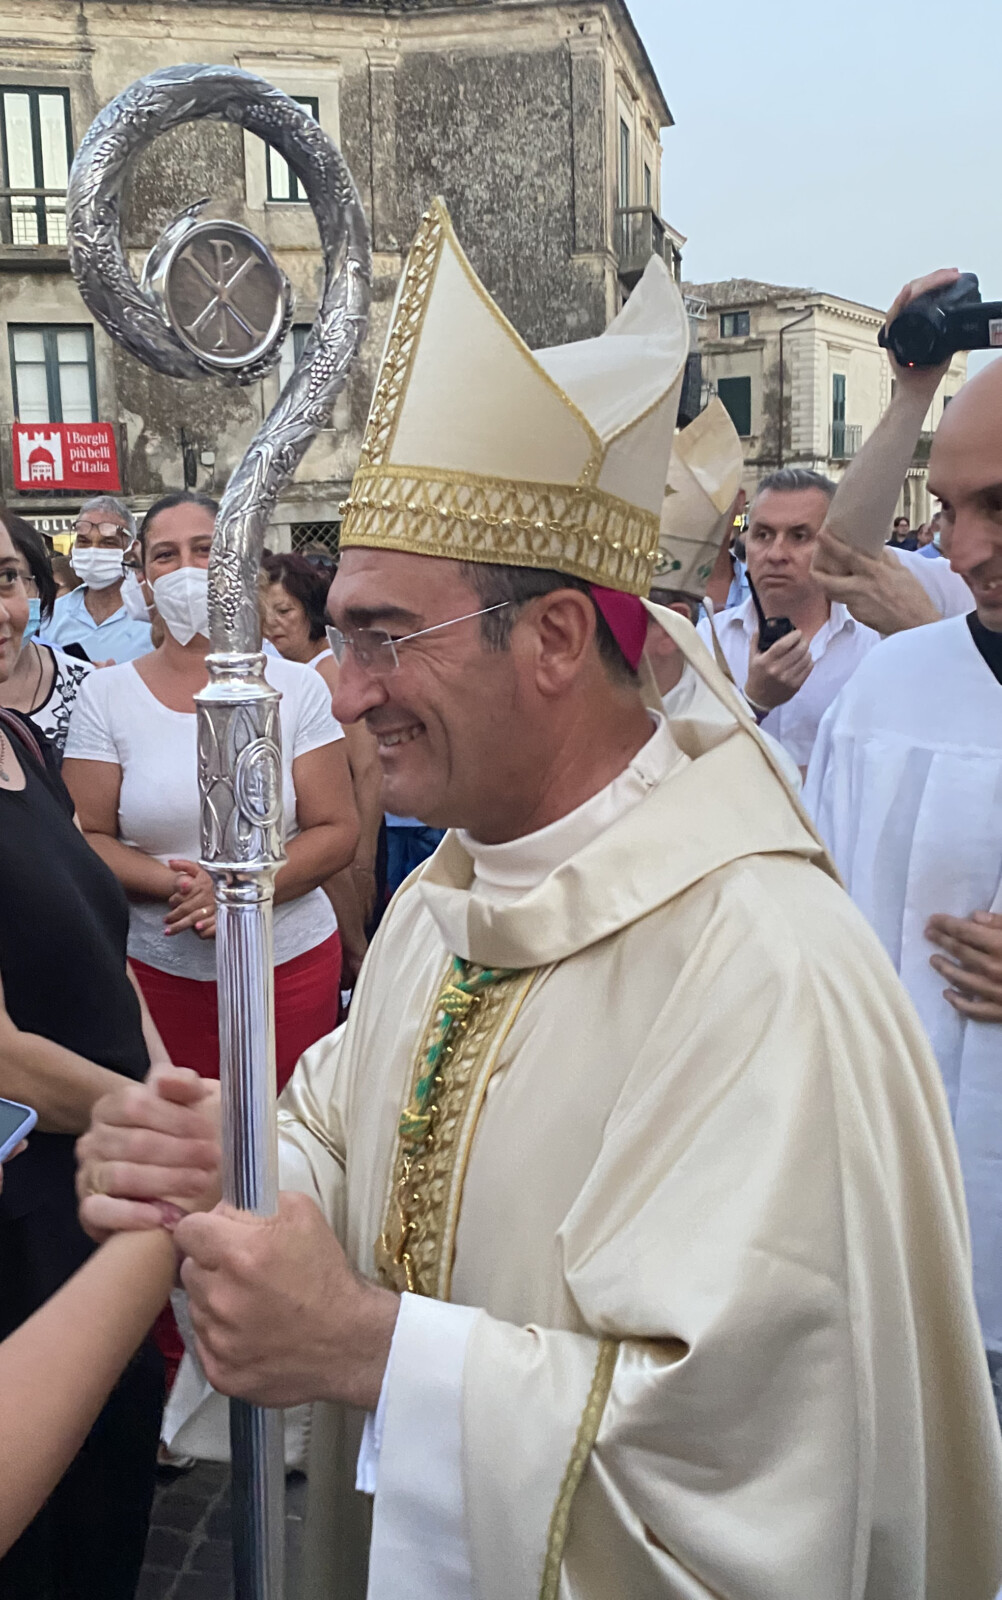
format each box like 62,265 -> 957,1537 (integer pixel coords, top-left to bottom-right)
66,65 -> 371,1599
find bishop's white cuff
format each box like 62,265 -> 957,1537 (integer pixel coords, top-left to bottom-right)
358,1291 -> 480,1600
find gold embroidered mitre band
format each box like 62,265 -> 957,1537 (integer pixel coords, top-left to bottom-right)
340,198 -> 691,598
651,396 -> 744,600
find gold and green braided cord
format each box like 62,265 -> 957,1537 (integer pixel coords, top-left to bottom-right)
398,957 -> 518,1146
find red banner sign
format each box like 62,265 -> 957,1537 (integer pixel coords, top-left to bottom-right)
12,422 -> 121,493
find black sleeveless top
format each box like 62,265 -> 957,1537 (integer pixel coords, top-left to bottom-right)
0,713 -> 149,1223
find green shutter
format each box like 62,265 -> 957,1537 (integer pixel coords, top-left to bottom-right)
832,372 -> 846,424
717,376 -> 752,437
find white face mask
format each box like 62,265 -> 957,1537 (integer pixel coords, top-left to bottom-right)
120,569 -> 153,622
152,566 -> 210,647
71,547 -> 125,590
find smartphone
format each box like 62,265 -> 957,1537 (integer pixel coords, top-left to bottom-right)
748,576 -> 795,653
0,1096 -> 37,1162
58,641 -> 92,664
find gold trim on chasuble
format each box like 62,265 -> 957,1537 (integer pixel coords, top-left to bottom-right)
375,959 -> 537,1300
539,1338 -> 619,1600
340,197 -> 661,598
374,954 -> 617,1598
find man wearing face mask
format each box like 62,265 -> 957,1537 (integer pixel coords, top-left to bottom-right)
46,496 -> 152,664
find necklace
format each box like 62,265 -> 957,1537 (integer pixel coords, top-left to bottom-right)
0,727 -> 11,785
26,642 -> 45,713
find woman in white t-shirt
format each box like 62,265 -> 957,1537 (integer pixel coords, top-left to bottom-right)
64,492 -> 359,1093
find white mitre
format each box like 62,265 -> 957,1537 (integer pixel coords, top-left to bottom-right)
651,397 -> 744,600
340,197 -> 690,597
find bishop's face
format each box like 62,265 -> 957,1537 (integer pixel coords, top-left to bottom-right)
327,548 -> 537,836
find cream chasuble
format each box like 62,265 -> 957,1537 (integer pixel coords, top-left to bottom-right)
275,617 -> 1002,1600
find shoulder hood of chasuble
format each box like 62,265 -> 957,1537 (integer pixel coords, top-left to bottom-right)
411,607 -> 839,973
338,196 -> 690,596
654,397 -> 745,599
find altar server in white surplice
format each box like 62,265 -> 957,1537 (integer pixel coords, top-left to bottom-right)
805,271 -> 1002,1398
79,218 -> 1002,1600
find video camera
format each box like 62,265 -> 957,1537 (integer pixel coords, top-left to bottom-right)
879,273 -> 1002,369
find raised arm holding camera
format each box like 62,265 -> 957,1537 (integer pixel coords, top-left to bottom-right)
811,268 -> 975,633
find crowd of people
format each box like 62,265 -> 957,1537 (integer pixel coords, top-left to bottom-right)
0,233 -> 1001,1600
0,487 -> 432,1590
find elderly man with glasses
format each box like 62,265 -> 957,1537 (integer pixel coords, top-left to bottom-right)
46,495 -> 152,664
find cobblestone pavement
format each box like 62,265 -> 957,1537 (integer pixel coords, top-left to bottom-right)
137,1463 -> 307,1600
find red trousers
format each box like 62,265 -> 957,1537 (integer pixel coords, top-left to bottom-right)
133,932 -> 342,1387
132,930 -> 342,1093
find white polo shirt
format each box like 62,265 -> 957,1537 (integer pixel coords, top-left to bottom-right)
697,598 -> 879,768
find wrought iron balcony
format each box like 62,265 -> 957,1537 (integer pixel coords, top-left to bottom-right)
911,430 -> 934,465
615,206 -> 680,288
830,420 -> 862,460
0,188 -> 67,248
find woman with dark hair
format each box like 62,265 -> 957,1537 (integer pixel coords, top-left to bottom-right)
0,508 -> 94,755
0,511 -> 168,1597
64,493 -> 358,1092
261,552 -> 383,975
51,553 -> 82,599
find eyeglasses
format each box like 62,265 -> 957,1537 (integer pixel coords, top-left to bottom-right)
326,602 -> 511,675
73,521 -> 128,541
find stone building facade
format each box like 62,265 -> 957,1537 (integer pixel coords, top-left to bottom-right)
684,278 -> 967,527
0,0 -> 679,551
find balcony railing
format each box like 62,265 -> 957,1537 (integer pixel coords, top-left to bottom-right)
911,430 -> 934,465
0,188 -> 68,248
831,421 -> 862,460
615,206 -> 680,287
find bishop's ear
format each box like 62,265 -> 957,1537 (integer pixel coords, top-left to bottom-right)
519,587 -> 600,697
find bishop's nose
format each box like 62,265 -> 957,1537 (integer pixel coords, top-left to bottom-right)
330,651 -> 389,726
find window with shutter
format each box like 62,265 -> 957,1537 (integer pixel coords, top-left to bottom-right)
716,376 -> 752,438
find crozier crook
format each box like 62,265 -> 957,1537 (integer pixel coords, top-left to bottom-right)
66,64 -> 372,1600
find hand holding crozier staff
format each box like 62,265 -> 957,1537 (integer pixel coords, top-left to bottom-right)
67,64 -> 371,1599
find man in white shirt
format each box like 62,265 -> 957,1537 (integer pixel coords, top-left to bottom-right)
805,266 -> 1002,1411
698,467 -> 879,772
76,210 -> 1002,1600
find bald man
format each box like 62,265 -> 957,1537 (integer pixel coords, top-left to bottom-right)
805,274 -> 1002,1408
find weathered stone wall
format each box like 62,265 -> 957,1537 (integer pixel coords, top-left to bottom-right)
393,44 -> 601,347
124,123 -> 249,249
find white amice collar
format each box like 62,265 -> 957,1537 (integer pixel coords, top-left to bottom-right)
456,714 -> 673,900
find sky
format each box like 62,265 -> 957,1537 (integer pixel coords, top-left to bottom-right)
628,0 -> 999,331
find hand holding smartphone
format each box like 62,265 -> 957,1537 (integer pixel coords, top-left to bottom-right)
0,1097 -> 37,1163
748,575 -> 795,653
